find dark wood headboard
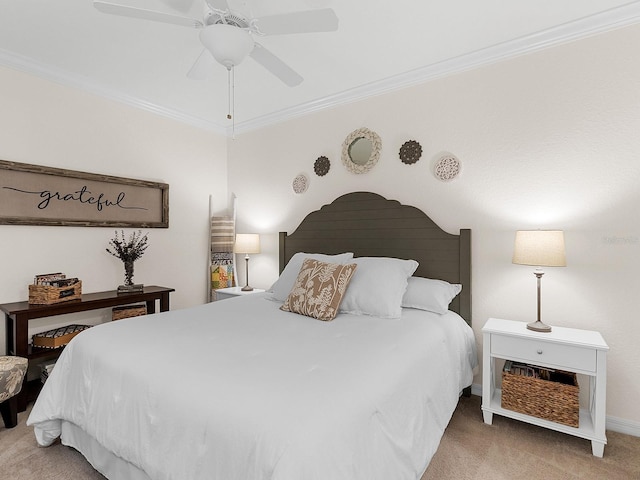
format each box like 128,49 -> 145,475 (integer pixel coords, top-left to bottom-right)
279,192 -> 471,324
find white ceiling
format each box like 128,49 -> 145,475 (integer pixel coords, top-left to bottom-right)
1,1 -> 639,136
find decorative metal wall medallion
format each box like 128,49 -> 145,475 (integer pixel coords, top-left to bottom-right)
292,173 -> 309,194
399,140 -> 422,165
434,154 -> 461,181
314,156 -> 330,176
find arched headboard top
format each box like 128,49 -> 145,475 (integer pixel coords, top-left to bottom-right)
279,192 -> 471,324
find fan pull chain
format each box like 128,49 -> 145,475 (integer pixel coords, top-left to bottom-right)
227,66 -> 232,120
227,65 -> 236,138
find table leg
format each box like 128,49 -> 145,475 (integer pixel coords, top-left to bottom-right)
160,292 -> 170,312
591,441 -> 605,458
12,315 -> 29,413
146,299 -> 156,314
482,332 -> 494,425
483,410 -> 494,425
591,351 -> 607,457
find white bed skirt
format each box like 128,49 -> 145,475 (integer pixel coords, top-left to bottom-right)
61,420 -> 152,480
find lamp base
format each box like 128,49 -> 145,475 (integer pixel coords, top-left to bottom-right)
241,285 -> 254,292
527,320 -> 552,333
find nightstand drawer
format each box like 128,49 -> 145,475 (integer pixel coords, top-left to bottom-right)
492,335 -> 596,372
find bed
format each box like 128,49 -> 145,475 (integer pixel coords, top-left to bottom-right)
27,192 -> 477,480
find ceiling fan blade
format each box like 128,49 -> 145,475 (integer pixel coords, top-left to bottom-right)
255,8 -> 338,35
250,43 -> 303,87
93,1 -> 203,28
205,0 -> 230,12
162,0 -> 196,14
187,49 -> 216,80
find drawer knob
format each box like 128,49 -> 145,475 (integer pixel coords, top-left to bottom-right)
537,349 -> 543,355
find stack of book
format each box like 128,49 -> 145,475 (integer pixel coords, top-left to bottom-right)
40,360 -> 57,384
503,360 -> 575,384
504,360 -> 546,378
34,272 -> 80,288
117,284 -> 144,293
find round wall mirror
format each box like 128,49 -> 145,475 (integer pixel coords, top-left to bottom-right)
341,128 -> 382,174
348,137 -> 373,165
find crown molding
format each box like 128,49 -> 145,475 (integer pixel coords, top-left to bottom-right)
0,48 -> 227,134
233,2 -> 640,135
2,2 -> 640,138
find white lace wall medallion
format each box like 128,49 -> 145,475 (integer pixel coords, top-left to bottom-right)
292,173 -> 309,194
434,154 -> 461,181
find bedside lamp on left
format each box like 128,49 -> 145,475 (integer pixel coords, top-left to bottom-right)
234,233 -> 260,291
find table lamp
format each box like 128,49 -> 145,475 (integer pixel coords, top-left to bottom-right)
234,233 -> 260,291
512,230 -> 566,332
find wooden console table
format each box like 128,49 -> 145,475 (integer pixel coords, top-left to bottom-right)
1,285 -> 174,411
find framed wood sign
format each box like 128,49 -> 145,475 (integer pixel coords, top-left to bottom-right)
0,160 -> 169,227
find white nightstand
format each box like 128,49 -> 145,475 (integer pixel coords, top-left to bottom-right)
215,286 -> 265,301
481,318 -> 609,457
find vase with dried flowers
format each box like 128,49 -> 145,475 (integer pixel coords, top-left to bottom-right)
106,230 -> 149,293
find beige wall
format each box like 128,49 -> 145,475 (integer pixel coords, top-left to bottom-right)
1,22 -> 638,429
228,24 -> 640,425
0,66 -> 228,352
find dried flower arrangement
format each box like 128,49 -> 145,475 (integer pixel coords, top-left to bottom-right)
106,230 -> 149,288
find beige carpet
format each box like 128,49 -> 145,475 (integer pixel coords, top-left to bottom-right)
1,395 -> 638,480
422,396 -> 640,480
0,408 -> 105,480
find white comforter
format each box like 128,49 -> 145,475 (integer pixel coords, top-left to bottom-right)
28,293 -> 477,480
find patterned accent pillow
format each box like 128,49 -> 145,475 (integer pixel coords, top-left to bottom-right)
268,252 -> 354,302
281,259 -> 357,321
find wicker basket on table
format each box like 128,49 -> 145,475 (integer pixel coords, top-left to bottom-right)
28,281 -> 82,305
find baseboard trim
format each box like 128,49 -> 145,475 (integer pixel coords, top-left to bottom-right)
470,383 -> 483,397
606,415 -> 640,437
469,383 -> 640,438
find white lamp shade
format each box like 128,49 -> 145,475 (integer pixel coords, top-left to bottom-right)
512,230 -> 566,267
234,233 -> 260,254
199,24 -> 255,68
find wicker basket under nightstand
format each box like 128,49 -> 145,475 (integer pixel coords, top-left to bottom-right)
501,361 -> 579,427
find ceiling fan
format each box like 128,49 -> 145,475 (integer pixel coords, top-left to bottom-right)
93,0 -> 339,87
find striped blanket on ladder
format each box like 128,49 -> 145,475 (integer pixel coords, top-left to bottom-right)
210,216 -> 236,300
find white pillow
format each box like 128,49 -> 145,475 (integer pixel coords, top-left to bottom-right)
268,252 -> 354,301
401,277 -> 462,314
339,257 -> 419,319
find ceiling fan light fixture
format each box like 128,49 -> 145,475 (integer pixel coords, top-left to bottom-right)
199,24 -> 254,68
